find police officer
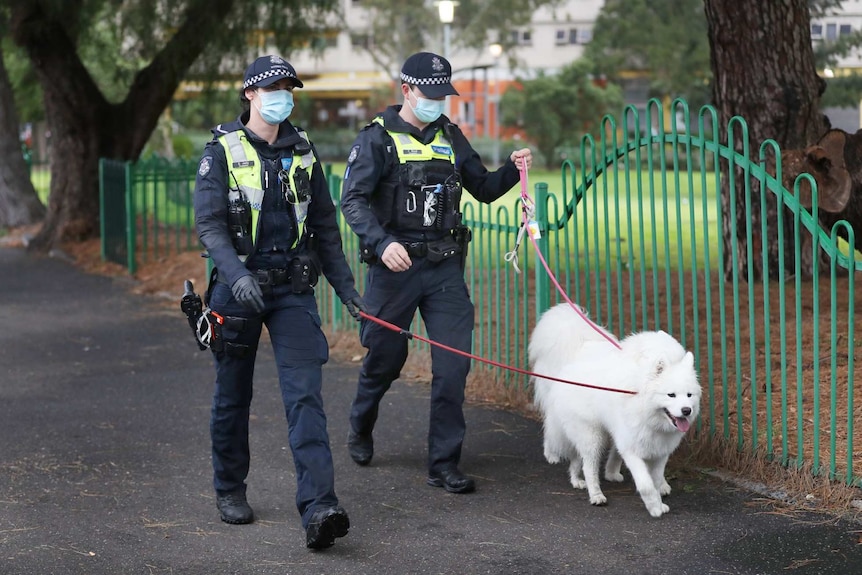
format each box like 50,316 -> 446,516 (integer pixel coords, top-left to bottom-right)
340,52 -> 532,493
193,55 -> 365,550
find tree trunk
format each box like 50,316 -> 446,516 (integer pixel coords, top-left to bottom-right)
0,42 -> 45,228
704,0 -> 828,281
10,0 -> 235,252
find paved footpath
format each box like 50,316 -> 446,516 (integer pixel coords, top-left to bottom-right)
2,245 -> 862,575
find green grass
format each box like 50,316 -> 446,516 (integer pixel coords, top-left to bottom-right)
31,167 -> 51,204
461,167 -> 721,272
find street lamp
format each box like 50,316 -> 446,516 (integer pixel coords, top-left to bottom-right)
488,43 -> 503,165
438,1 -> 456,117
438,1 -> 455,63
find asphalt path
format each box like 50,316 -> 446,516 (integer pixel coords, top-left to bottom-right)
2,245 -> 862,575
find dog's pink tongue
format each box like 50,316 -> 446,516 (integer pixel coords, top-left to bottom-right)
675,417 -> 691,433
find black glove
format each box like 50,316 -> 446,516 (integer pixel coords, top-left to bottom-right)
231,275 -> 264,313
344,295 -> 367,321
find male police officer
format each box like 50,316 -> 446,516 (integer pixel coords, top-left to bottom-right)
340,52 -> 532,493
194,55 -> 365,549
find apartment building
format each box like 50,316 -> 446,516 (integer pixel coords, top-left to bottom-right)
811,0 -> 862,129
286,0 -> 603,139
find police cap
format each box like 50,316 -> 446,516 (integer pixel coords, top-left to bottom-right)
242,55 -> 304,91
400,52 -> 459,98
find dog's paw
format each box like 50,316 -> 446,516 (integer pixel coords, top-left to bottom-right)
544,452 -> 561,464
569,477 -> 587,490
605,471 -> 625,482
659,481 -> 671,496
646,503 -> 670,518
589,493 -> 608,506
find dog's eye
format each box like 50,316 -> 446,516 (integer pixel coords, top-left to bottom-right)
668,393 -> 676,398
687,393 -> 692,398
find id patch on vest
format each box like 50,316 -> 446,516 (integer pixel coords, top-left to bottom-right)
347,145 -> 360,164
198,156 -> 211,177
431,145 -> 452,156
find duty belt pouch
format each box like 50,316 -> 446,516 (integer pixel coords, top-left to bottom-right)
425,236 -> 461,263
359,244 -> 378,265
207,311 -> 250,358
289,255 -> 319,293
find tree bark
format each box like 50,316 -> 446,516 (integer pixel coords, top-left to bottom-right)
704,0 -> 828,280
9,0 -> 236,251
0,41 -> 45,228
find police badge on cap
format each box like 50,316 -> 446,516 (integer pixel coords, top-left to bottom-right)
399,52 -> 459,98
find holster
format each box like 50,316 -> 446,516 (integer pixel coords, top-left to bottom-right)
201,309 -> 250,358
453,224 -> 472,270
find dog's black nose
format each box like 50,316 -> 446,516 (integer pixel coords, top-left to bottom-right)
682,407 -> 691,416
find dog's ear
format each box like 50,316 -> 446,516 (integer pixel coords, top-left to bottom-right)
683,351 -> 694,368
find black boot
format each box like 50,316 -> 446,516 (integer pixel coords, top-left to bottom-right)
347,430 -> 373,466
216,492 -> 254,524
306,506 -> 350,550
427,468 -> 476,494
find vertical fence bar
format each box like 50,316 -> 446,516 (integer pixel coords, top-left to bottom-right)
535,182 -> 550,315
125,162 -> 136,275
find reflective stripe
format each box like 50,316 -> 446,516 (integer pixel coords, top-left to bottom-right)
373,117 -> 454,164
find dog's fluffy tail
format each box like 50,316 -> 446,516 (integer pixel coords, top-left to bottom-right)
528,303 -> 619,373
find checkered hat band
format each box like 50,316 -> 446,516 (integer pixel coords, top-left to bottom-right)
243,69 -> 295,89
400,73 -> 451,85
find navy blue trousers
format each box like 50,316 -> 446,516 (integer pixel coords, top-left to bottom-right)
208,281 -> 336,528
351,256 -> 475,474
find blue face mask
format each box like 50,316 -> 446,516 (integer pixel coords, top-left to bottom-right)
256,89 -> 294,125
408,90 -> 445,124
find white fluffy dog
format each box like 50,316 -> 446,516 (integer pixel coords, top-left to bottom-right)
529,303 -> 701,517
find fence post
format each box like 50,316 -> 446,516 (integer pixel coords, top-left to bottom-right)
534,181 -> 550,316
328,171 -> 344,328
99,159 -> 107,261
125,161 -> 136,275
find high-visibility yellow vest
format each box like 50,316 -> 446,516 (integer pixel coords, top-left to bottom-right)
218,129 -> 316,259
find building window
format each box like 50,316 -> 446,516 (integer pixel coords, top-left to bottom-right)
555,29 -> 567,45
811,23 -> 823,40
350,33 -> 371,49
813,21 -> 854,41
510,29 -> 532,46
556,27 -> 592,45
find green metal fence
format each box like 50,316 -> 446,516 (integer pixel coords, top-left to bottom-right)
100,157 -> 200,274
99,97 -> 861,486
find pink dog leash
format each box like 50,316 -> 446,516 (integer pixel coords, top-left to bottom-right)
515,165 -> 622,350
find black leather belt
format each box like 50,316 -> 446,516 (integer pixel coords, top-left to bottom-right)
254,268 -> 291,286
